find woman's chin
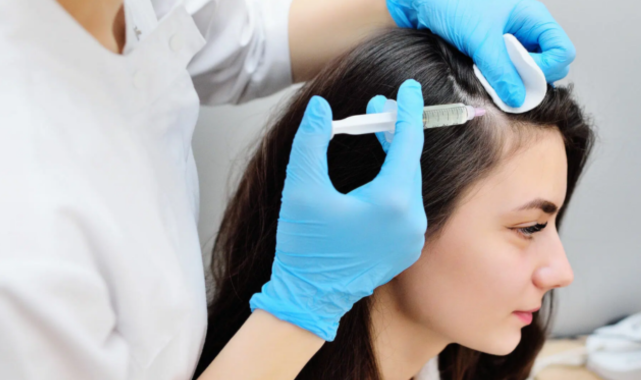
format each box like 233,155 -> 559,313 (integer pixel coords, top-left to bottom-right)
462,329 -> 523,357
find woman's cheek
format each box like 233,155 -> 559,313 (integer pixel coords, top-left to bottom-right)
471,239 -> 534,311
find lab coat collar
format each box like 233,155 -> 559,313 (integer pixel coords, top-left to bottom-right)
0,0 -> 205,115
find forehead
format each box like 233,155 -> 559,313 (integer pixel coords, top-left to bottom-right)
457,127 -> 568,215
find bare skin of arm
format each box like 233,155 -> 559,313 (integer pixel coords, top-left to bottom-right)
199,310 -> 325,380
55,0 -> 395,379
288,0 -> 396,82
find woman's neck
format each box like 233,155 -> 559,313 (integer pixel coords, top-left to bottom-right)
56,0 -> 126,54
371,283 -> 450,380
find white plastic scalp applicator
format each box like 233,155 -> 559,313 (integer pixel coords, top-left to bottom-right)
473,34 -> 548,114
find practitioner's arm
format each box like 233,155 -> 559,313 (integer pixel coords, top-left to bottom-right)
198,310 -> 324,380
199,81 -> 427,379
289,0 -> 576,107
188,0 -> 395,103
288,0 -> 395,82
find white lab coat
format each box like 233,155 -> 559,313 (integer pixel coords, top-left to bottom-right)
416,357 -> 440,380
0,0 -> 292,379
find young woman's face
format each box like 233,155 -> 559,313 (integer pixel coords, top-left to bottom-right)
387,128 -> 573,355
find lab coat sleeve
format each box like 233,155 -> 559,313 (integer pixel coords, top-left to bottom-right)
186,0 -> 294,105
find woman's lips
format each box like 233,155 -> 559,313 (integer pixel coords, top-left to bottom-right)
513,307 -> 539,325
513,311 -> 533,325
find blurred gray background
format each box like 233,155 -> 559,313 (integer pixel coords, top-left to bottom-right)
192,0 -> 641,337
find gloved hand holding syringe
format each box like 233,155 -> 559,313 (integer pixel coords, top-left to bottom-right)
332,102 -> 486,139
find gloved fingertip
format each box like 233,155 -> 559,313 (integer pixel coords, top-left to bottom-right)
487,67 -> 525,108
400,78 -> 422,91
528,22 -> 575,82
367,95 -> 388,114
501,83 -> 526,108
302,96 -> 333,135
307,95 -> 331,116
397,79 -> 425,124
547,65 -> 570,84
475,36 -> 526,108
539,60 -> 570,84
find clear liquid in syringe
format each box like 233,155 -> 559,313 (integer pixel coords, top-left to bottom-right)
422,104 -> 477,129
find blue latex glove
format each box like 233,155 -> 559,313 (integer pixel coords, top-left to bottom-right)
386,0 -> 576,107
249,80 -> 427,341
367,95 -> 396,153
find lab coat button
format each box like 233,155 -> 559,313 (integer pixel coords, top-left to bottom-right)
133,71 -> 148,90
169,33 -> 184,52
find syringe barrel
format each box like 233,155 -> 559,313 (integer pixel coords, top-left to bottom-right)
331,102 -> 481,139
422,103 -> 472,129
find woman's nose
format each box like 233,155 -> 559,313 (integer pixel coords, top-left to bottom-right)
532,232 -> 574,290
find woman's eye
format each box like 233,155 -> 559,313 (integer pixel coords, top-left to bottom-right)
516,222 -> 548,239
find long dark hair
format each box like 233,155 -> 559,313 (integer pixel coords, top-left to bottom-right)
194,29 -> 594,380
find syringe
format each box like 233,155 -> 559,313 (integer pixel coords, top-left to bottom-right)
331,103 -> 486,138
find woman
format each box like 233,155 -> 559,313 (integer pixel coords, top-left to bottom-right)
195,29 -> 594,380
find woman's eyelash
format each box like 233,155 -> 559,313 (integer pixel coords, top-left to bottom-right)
516,222 -> 548,238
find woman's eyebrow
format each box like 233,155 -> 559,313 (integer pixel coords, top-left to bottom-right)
516,198 -> 559,214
